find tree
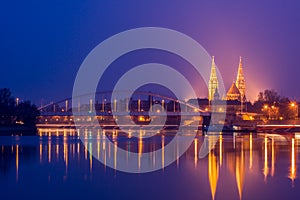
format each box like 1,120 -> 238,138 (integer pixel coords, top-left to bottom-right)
254,89 -> 298,120
16,101 -> 40,127
0,88 -> 15,125
263,89 -> 281,104
0,88 -> 40,127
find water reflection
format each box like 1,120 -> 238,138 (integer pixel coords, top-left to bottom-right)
208,151 -> 218,200
1,129 -> 300,199
289,138 -> 297,186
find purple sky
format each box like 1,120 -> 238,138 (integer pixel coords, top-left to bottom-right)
1,1 -> 300,104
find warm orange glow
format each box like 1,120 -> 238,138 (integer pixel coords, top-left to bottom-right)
235,144 -> 245,200
103,140 -> 106,168
48,141 -> 51,163
138,99 -> 141,112
271,137 -> 275,177
249,134 -> 252,169
138,116 -> 145,122
162,135 -> 165,169
114,142 -> 117,170
114,99 -> 117,112
16,145 -> 19,182
64,141 -> 68,170
138,135 -> 143,170
288,138 -> 297,186
84,142 -> 88,160
39,144 -> 42,163
97,141 -> 100,160
89,142 -> 93,172
219,135 -> 222,167
208,152 -> 219,200
263,137 -> 269,182
194,138 -> 198,167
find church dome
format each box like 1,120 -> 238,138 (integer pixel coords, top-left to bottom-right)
227,82 -> 241,101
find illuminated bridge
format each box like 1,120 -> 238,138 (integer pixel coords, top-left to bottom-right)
37,91 -> 214,130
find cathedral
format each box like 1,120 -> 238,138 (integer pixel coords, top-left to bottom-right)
208,56 -> 246,102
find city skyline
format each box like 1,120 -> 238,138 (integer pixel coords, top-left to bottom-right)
1,1 -> 300,104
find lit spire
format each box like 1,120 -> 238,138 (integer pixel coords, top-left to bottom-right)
208,56 -> 219,101
211,56 -> 217,77
235,56 -> 246,102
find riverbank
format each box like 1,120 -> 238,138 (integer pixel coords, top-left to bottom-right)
0,125 -> 37,136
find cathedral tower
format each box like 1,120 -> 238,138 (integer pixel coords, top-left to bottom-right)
208,56 -> 219,101
235,56 -> 246,101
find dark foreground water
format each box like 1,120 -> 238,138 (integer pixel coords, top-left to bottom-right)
1,129 -> 300,200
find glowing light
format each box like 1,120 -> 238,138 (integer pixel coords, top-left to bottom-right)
289,138 -> 297,186
16,145 -> 19,182
291,102 -> 296,107
249,133 -> 252,169
56,144 -> 59,159
48,141 -> 51,163
97,141 -> 100,160
235,143 -> 245,200
39,144 -> 42,163
89,142 -> 93,172
138,136 -> 143,171
138,99 -> 141,112
263,137 -> 269,182
162,135 -> 165,169
194,138 -> 198,167
219,135 -> 222,167
271,137 -> 275,177
208,152 -> 219,200
114,142 -> 117,170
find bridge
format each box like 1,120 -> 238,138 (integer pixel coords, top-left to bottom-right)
37,91 -> 215,129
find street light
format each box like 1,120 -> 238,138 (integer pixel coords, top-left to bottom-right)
16,98 -> 19,106
290,102 -> 298,120
263,105 -> 270,119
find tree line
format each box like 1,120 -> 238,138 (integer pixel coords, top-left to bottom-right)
0,88 -> 40,128
253,89 -> 298,120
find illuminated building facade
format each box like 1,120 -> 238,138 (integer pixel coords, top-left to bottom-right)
208,56 -> 246,102
208,56 -> 219,101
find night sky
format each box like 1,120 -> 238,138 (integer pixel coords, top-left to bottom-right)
1,1 -> 300,105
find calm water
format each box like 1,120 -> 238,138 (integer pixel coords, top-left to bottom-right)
1,129 -> 300,200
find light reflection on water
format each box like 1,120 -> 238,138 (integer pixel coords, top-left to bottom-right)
0,128 -> 300,200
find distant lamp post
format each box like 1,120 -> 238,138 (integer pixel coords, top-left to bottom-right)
16,98 -> 19,106
290,102 -> 298,120
263,105 -> 270,119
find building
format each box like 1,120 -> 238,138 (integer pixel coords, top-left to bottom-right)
208,56 -> 246,102
208,56 -> 219,101
227,82 -> 241,101
235,56 -> 246,102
